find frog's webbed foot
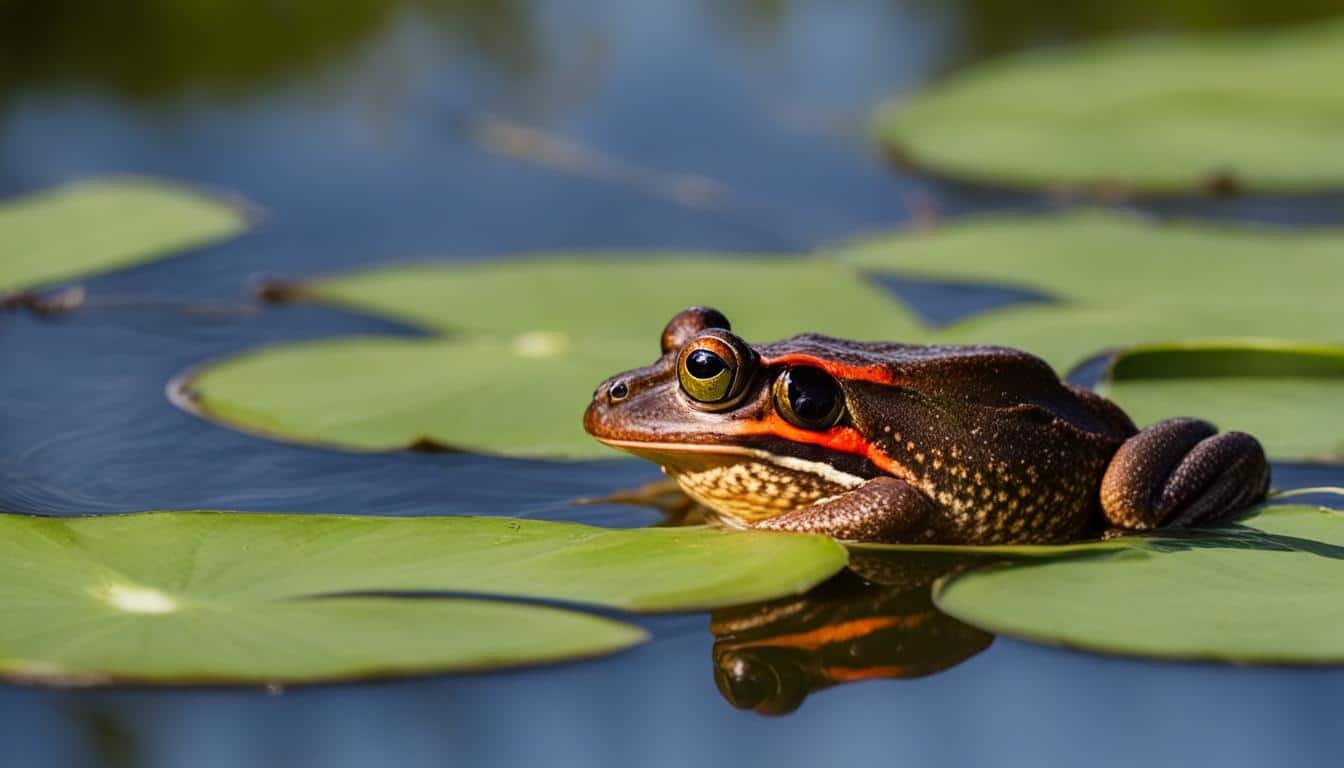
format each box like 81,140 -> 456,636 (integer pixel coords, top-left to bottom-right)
752,477 -> 937,543
1100,418 -> 1270,531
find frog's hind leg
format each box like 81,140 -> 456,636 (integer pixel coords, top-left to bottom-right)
1100,418 -> 1270,531
752,476 -> 939,543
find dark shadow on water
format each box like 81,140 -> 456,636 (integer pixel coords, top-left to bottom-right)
865,273 -> 1056,329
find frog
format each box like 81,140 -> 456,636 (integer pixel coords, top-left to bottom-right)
582,307 -> 1270,544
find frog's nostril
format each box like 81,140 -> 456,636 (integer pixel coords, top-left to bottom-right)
608,380 -> 629,402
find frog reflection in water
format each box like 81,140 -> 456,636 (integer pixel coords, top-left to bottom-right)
711,552 -> 992,715
584,307 -> 1270,544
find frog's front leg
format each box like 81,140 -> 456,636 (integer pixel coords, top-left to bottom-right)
1100,418 -> 1270,530
752,476 -> 937,543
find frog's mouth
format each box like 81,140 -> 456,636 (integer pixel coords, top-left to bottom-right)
595,437 -> 870,489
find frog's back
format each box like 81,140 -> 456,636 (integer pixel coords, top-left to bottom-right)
758,334 -> 1133,439
759,335 -> 1137,542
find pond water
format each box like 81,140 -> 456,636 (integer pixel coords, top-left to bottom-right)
3,1 -> 1344,766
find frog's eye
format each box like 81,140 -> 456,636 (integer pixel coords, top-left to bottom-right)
773,366 -> 844,430
677,331 -> 754,409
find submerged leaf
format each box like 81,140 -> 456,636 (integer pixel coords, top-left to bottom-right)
0,178 -> 250,293
0,512 -> 846,685
934,505 -> 1344,663
873,19 -> 1344,193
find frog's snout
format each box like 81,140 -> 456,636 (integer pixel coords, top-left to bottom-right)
583,374 -> 632,438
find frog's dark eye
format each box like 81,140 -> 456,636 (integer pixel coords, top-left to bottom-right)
686,349 -> 726,379
677,331 -> 755,409
773,366 -> 844,430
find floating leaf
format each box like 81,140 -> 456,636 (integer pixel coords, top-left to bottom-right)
0,511 -> 847,685
187,213 -> 1344,459
187,257 -> 918,457
934,505 -> 1344,663
301,257 -> 922,339
1097,342 -> 1344,461
0,178 -> 250,293
873,19 -> 1344,193
184,336 -> 645,455
836,210 -> 1344,370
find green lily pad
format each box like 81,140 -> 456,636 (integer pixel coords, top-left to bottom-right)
933,505 -> 1344,663
873,19 -> 1344,193
0,511 -> 847,685
836,210 -> 1344,370
301,257 -> 922,340
186,212 -> 1344,460
183,336 -> 646,455
0,178 -> 250,293
186,256 -> 919,457
1097,342 -> 1344,461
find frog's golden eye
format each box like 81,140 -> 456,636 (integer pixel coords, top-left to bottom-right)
773,366 -> 844,430
677,331 -> 754,409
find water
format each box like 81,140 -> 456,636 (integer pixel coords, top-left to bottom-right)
3,1 -> 1344,766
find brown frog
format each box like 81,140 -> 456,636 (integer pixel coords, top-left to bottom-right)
583,307 -> 1270,544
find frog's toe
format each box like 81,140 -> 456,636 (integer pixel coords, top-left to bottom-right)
1100,418 -> 1270,530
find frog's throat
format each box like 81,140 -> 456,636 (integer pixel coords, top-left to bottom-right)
595,438 -> 868,524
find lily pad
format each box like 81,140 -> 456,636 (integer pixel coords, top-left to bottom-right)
836,210 -> 1344,370
183,336 -> 646,455
933,505 -> 1344,663
0,178 -> 250,293
0,511 -> 846,685
186,256 -> 919,457
299,257 -> 922,340
1097,342 -> 1344,461
186,212 -> 1344,459
873,19 -> 1344,193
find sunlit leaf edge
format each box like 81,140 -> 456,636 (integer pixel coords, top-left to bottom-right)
0,176 -> 256,294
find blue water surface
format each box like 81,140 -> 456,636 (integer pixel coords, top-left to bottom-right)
3,2 -> 1343,766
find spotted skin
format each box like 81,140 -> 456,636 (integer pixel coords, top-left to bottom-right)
755,477 -> 942,542
583,308 -> 1272,544
672,459 -> 857,524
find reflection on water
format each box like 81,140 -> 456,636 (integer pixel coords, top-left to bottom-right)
0,0 -> 538,102
941,0 -> 1344,62
7,0 -> 1344,108
710,552 -> 993,715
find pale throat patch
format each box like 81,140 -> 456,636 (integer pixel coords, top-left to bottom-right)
667,452 -> 866,525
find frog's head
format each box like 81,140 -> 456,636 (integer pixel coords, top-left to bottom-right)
583,307 -> 883,524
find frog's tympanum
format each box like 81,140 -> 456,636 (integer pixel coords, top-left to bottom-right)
584,307 -> 1270,544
